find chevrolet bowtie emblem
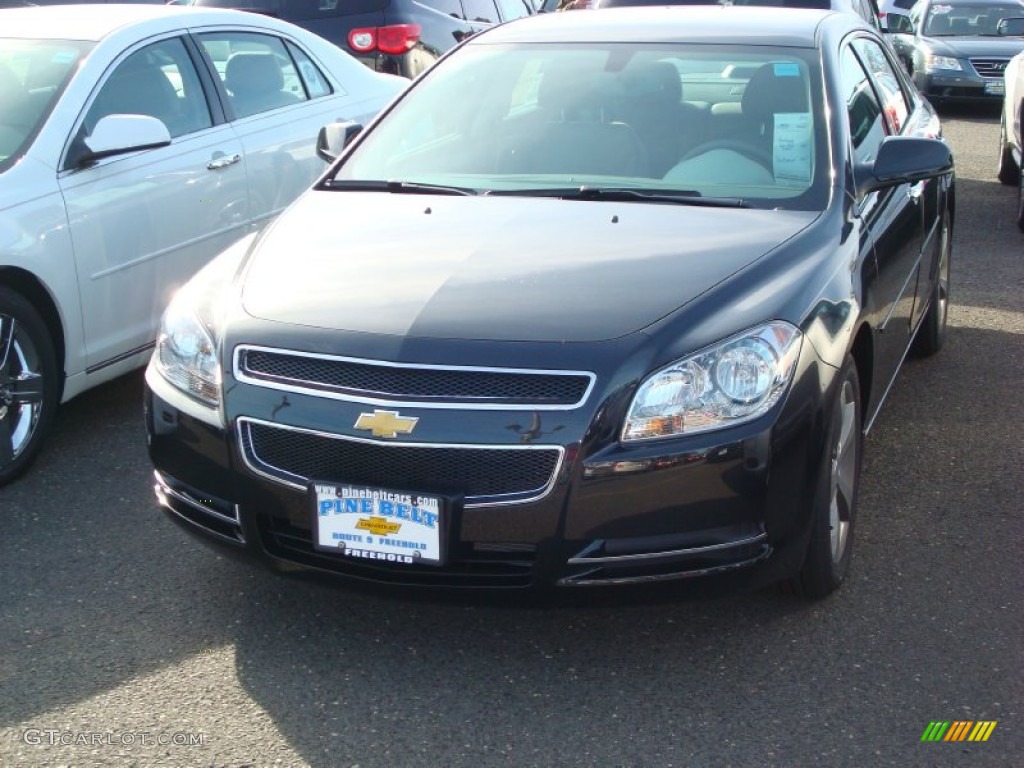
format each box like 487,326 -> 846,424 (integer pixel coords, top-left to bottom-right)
354,409 -> 418,438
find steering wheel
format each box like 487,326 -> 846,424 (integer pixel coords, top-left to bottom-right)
676,139 -> 774,174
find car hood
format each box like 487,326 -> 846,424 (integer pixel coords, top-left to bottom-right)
240,191 -> 819,343
922,36 -> 1024,58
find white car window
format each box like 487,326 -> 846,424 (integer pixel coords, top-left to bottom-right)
85,38 -> 212,139
196,32 -> 308,119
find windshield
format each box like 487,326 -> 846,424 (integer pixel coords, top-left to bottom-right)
0,39 -> 90,172
331,42 -> 828,210
923,3 -> 1024,35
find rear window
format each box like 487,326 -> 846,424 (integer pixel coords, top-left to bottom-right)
191,0 -> 388,18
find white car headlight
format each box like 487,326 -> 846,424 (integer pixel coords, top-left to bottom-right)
155,294 -> 221,406
925,55 -> 962,72
622,322 -> 802,442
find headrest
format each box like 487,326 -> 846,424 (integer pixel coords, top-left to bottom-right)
741,62 -> 808,124
225,52 -> 284,95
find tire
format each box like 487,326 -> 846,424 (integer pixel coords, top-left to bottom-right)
1017,154 -> 1024,233
911,208 -> 952,357
0,286 -> 59,486
792,357 -> 862,598
997,113 -> 1019,185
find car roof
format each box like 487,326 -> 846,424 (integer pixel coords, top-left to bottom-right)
0,4 -> 284,41
480,5 -> 861,46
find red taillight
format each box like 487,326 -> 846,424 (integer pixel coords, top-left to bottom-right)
377,24 -> 421,55
348,24 -> 421,56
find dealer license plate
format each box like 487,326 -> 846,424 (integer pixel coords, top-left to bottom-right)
985,81 -> 1005,96
311,483 -> 444,565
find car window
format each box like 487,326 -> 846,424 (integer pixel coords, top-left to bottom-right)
496,0 -> 534,18
196,32 -> 308,119
286,40 -> 336,99
463,0 -> 500,22
851,38 -> 909,134
0,39 -> 90,170
839,45 -> 886,165
334,42 -> 827,210
84,38 -> 212,139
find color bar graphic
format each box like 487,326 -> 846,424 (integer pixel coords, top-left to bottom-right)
921,721 -> 996,742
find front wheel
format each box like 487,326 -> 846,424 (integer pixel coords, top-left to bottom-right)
792,357 -> 862,598
911,208 -> 952,357
1017,154 -> 1024,233
0,286 -> 59,486
997,113 -> 1019,185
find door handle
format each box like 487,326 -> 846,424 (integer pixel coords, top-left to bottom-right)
908,180 -> 926,203
207,153 -> 241,170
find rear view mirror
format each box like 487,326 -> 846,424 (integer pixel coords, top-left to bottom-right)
316,121 -> 362,164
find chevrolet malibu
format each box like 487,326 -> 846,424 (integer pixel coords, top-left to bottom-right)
146,7 -> 955,597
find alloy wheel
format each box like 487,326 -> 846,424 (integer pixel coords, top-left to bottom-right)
0,313 -> 45,467
829,378 -> 858,564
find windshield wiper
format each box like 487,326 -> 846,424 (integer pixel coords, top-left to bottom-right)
485,186 -> 750,208
322,179 -> 478,196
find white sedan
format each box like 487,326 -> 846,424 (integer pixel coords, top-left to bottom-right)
998,48 -> 1023,231
0,4 -> 405,484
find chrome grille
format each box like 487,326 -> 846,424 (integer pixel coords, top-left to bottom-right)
234,346 -> 594,409
970,58 -> 1010,78
238,418 -> 563,506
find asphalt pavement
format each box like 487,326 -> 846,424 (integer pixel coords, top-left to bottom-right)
0,106 -> 1022,768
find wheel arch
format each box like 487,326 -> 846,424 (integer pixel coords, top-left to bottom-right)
849,321 -> 873,418
0,267 -> 67,399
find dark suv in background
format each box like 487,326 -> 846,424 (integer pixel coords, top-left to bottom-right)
187,0 -> 538,78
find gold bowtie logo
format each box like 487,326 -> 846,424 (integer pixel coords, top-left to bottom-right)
354,409 -> 418,438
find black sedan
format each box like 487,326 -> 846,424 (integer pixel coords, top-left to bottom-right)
888,0 -> 1024,103
145,7 -> 954,597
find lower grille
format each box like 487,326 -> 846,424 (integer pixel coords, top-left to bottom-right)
238,418 -> 563,506
263,519 -> 536,587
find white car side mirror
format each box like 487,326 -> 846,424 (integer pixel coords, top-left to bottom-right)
82,114 -> 171,164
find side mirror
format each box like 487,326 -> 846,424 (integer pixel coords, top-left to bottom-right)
316,121 -> 362,163
78,114 -> 171,166
996,17 -> 1024,36
856,136 -> 953,198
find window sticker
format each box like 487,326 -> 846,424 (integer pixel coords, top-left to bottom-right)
51,51 -> 76,64
774,62 -> 801,77
930,5 -> 952,13
774,112 -> 812,186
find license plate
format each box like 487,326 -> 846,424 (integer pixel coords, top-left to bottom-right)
985,81 -> 1005,95
311,483 -> 444,565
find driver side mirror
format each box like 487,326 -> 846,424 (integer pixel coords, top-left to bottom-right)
996,16 -> 1024,35
316,121 -> 362,164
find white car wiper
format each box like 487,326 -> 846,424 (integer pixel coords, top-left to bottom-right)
322,179 -> 478,196
485,186 -> 750,208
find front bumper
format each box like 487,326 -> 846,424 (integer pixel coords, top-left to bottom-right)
144,338 -> 836,594
914,71 -> 1006,101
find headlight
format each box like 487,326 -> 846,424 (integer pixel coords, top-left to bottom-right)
924,55 -> 962,72
152,234 -> 255,407
622,322 -> 802,442
155,293 -> 221,406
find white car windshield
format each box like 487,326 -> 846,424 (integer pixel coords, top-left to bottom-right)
0,39 -> 91,170
331,43 -> 828,210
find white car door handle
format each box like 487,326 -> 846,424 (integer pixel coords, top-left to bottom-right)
207,153 -> 241,170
